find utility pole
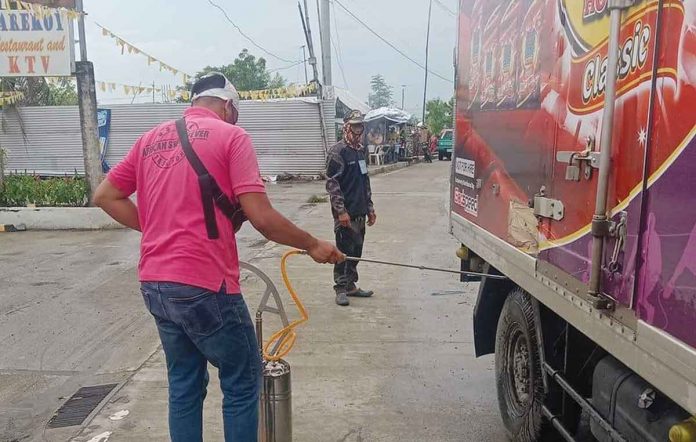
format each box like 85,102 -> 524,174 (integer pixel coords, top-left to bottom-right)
422,0 -> 433,122
319,0 -> 332,86
75,0 -> 103,204
152,81 -> 156,103
299,1 -> 320,85
301,45 -> 309,84
299,0 -> 329,153
401,85 -> 406,110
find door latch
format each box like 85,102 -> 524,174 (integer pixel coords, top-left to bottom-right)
608,211 -> 628,273
557,137 -> 600,182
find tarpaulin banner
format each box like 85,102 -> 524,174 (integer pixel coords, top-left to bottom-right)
98,108 -> 112,172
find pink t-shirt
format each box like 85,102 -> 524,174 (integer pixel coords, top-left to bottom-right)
107,106 -> 266,294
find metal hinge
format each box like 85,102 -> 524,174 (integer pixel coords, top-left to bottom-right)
532,187 -> 565,221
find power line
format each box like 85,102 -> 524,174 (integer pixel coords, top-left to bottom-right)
268,60 -> 305,73
434,0 -> 456,17
206,0 -> 294,63
331,2 -> 350,89
332,0 -> 453,84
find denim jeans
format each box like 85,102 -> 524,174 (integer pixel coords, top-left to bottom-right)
140,282 -> 261,442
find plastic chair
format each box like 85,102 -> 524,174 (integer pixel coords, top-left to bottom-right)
369,145 -> 385,166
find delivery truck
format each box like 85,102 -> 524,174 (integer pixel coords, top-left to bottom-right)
451,0 -> 696,440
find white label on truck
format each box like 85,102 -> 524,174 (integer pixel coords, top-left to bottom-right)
456,158 -> 476,178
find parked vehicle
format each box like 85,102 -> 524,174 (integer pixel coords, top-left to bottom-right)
451,1 -> 696,441
438,129 -> 453,161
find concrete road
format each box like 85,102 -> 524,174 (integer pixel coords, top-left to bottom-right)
0,161 -> 507,441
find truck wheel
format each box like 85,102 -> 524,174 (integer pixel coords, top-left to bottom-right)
495,288 -> 549,441
438,152 -> 444,161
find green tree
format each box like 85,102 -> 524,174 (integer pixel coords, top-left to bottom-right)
46,78 -> 78,106
194,49 -> 287,91
177,49 -> 288,102
425,97 -> 454,135
368,74 -> 393,109
268,73 -> 286,89
0,77 -> 77,107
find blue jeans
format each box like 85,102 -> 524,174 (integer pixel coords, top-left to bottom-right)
140,282 -> 261,442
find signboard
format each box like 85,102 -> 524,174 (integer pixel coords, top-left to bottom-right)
0,9 -> 74,76
98,109 -> 112,172
19,0 -> 76,7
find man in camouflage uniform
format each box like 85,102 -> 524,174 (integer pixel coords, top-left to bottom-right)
326,110 -> 377,306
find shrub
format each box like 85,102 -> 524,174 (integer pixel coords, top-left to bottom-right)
0,173 -> 88,207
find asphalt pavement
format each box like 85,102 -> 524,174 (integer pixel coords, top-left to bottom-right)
0,161 -> 507,441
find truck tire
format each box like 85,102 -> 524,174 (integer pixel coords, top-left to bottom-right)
495,288 -> 549,441
438,152 -> 444,161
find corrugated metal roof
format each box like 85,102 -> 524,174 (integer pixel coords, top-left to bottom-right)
0,99 -> 336,176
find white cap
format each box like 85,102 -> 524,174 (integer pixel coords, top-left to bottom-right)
190,72 -> 240,111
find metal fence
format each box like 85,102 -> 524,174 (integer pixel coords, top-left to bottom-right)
0,99 -> 336,177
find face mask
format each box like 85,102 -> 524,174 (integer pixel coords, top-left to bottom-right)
223,100 -> 239,125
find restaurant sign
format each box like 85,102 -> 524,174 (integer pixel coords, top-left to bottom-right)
0,8 -> 74,76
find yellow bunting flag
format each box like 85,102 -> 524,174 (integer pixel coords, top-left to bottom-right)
0,92 -> 25,106
9,1 -> 85,20
95,23 -> 192,85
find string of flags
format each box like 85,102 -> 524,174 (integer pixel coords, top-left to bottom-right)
39,78 -> 316,102
0,0 -> 83,20
237,82 -> 318,101
45,77 -> 191,101
95,22 -> 192,85
96,81 -> 159,96
0,91 -> 25,106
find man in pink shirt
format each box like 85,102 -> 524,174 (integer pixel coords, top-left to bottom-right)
94,72 -> 343,442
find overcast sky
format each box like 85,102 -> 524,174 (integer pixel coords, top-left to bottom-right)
83,0 -> 458,117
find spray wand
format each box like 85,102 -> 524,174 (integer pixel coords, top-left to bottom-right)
265,250 -> 507,361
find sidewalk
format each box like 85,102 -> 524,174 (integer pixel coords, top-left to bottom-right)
70,162 -> 504,442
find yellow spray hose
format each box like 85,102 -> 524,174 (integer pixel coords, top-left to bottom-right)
263,249 -> 309,361
263,249 -> 508,361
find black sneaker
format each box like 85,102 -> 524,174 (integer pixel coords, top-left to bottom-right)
335,292 -> 350,306
347,288 -> 374,298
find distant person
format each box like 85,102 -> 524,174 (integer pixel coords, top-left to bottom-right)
430,134 -> 439,155
94,72 -> 343,442
399,128 -> 407,159
326,110 -> 377,306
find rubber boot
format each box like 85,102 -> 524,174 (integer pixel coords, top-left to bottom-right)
335,291 -> 350,306
347,288 -> 374,298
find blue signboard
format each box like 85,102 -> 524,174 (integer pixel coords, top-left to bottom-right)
98,108 -> 112,172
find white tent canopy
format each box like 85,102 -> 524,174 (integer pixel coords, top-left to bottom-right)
364,107 -> 412,124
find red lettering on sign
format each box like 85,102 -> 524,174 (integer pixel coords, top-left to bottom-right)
584,0 -> 608,19
583,0 -> 596,18
8,56 -> 20,74
41,56 -> 50,73
25,56 -> 36,74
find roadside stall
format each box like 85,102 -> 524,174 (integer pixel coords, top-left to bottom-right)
363,107 -> 412,164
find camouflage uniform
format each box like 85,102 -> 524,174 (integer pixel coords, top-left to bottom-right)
326,111 -> 375,295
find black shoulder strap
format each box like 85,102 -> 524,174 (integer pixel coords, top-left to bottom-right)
175,118 -> 222,239
175,118 -> 248,238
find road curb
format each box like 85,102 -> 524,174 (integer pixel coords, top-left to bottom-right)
0,207 -> 124,230
368,158 -> 422,177
0,223 -> 26,232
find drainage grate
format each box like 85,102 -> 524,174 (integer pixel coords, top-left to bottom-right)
47,384 -> 118,428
